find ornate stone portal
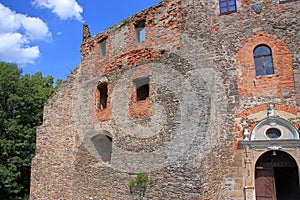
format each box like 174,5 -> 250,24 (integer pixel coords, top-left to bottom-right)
239,105 -> 300,199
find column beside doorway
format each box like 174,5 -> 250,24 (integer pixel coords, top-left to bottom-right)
244,186 -> 255,200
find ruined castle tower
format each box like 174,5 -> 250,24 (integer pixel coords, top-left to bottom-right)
30,0 -> 300,199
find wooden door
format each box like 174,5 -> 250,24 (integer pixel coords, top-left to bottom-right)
255,167 -> 277,200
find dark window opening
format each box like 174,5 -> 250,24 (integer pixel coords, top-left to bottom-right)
98,82 -> 108,109
135,20 -> 146,42
279,0 -> 299,4
254,45 -> 274,76
98,38 -> 107,56
219,0 -> 237,14
137,84 -> 149,101
91,134 -> 112,163
133,77 -> 150,101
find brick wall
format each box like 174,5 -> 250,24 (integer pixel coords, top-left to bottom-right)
236,32 -> 295,97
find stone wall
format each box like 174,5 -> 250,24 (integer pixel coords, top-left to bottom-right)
30,73 -> 78,199
30,0 -> 300,199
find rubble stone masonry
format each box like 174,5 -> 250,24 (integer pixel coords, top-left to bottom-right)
30,0 -> 300,199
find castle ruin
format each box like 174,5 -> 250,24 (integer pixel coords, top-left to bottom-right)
30,0 -> 300,199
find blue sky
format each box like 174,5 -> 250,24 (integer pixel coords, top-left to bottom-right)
0,0 -> 162,80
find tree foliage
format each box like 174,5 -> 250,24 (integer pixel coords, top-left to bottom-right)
129,172 -> 153,197
0,62 -> 59,199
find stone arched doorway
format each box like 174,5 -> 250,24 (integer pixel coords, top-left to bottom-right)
255,150 -> 300,200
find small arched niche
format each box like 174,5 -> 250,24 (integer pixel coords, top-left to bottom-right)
91,134 -> 112,163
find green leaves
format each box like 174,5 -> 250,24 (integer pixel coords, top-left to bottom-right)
0,62 -> 57,199
129,172 -> 153,197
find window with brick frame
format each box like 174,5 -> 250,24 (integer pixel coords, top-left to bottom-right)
135,20 -> 146,42
133,77 -> 150,101
98,38 -> 107,57
254,45 -> 274,76
219,0 -> 237,14
97,82 -> 108,109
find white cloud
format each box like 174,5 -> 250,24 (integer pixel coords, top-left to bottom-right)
0,5 -> 22,32
0,33 -> 40,64
32,0 -> 83,21
0,3 -> 51,64
20,16 -> 52,41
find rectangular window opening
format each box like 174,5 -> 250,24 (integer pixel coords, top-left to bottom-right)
137,84 -> 149,101
98,82 -> 108,109
279,0 -> 299,3
135,20 -> 146,42
98,38 -> 107,56
219,0 -> 237,14
133,77 -> 150,101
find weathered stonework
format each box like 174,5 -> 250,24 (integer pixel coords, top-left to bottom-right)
30,0 -> 300,199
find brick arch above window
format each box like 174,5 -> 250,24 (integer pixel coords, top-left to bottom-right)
236,32 -> 295,97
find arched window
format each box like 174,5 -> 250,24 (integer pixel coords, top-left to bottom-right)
254,45 -> 274,76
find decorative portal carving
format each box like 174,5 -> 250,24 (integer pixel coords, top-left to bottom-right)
267,104 -> 275,117
238,105 -> 300,200
243,128 -> 250,141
